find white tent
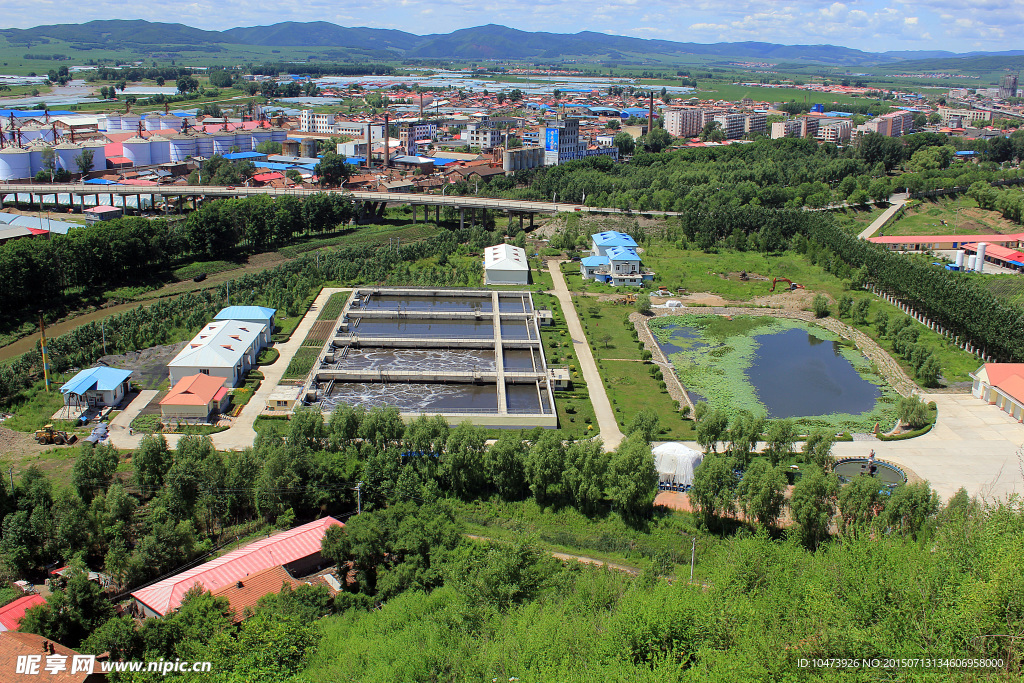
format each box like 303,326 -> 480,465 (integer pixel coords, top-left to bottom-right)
483,243 -> 529,285
652,442 -> 703,488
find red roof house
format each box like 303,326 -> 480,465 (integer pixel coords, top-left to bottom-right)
159,373 -> 231,420
0,594 -> 46,631
130,517 -> 343,617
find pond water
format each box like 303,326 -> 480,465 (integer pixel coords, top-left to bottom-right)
833,459 -> 906,485
323,382 -> 498,413
746,328 -> 880,419
328,348 -> 494,372
503,349 -> 538,371
360,294 -> 492,313
351,318 -> 493,338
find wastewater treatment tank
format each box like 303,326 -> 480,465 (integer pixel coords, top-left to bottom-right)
832,458 -> 907,486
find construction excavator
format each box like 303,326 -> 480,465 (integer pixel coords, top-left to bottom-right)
34,424 -> 77,446
769,277 -> 805,292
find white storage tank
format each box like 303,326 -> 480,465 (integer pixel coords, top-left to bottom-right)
233,132 -> 252,152
211,132 -> 235,156
53,141 -> 82,172
0,147 -> 31,181
148,135 -> 171,165
195,133 -> 214,158
28,142 -> 47,177
975,243 -> 987,273
104,114 -> 121,132
161,115 -> 181,132
967,255 -> 977,271
250,128 -> 271,150
122,136 -> 152,167
168,133 -> 197,162
80,142 -> 107,172
144,115 -> 161,131
120,113 -> 141,134
955,250 -> 965,269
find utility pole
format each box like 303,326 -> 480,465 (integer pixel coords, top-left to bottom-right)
8,467 -> 13,495
689,536 -> 697,584
38,313 -> 51,392
101,320 -> 107,355
355,482 -> 362,514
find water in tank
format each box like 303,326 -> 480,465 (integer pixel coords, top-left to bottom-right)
149,135 -> 171,165
168,134 -> 197,162
53,142 -> 82,172
0,147 -> 31,181
122,136 -> 152,166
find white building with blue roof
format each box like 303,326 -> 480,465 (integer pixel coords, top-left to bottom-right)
591,231 -> 638,256
581,232 -> 653,287
60,367 -> 133,409
214,306 -> 276,346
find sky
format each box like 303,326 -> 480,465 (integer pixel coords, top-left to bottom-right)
3,0 -> 1023,54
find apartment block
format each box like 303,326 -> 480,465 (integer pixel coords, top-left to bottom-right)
463,121 -> 503,149
543,117 -> 618,166
938,107 -> 993,127
663,107 -> 704,137
744,112 -> 768,136
816,120 -> 852,143
299,110 -> 335,134
334,122 -> 385,141
713,113 -> 746,139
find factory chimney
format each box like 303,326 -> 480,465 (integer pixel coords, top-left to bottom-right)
384,113 -> 390,168
648,92 -> 654,134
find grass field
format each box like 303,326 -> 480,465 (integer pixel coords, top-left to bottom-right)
829,205 -> 886,234
880,196 -> 1024,237
317,293 -> 348,321
283,347 -> 320,380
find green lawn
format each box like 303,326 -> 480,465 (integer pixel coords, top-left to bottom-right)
283,347 -> 320,380
879,196 -> 1022,237
829,205 -> 886,234
317,293 -> 348,321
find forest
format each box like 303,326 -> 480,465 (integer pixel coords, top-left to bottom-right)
3,405 -> 1020,681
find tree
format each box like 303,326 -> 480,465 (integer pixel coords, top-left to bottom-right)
764,419 -> 796,466
696,407 -> 729,454
897,395 -> 931,429
634,292 -> 652,315
700,121 -> 726,142
802,429 -> 835,469
837,295 -> 852,319
612,131 -> 635,156
879,481 -> 939,537
737,461 -> 787,527
315,151 -> 352,188
525,431 -> 566,506
689,455 -> 737,527
838,474 -> 885,533
789,466 -> 839,550
74,148 -> 94,176
644,128 -> 672,153
176,75 -> 199,94
726,411 -> 763,468
485,431 -> 527,500
133,433 -> 172,492
605,437 -> 658,518
71,443 -> 119,503
442,421 -> 486,498
812,294 -> 830,318
563,438 -> 608,513
625,407 -> 660,443
19,566 -> 115,649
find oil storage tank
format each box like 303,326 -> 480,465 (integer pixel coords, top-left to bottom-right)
120,113 -> 141,134
976,243 -> 987,273
232,131 -> 252,152
168,133 -> 197,162
80,141 -> 107,172
211,131 -> 235,156
195,132 -> 214,158
53,141 -> 82,173
122,136 -> 152,167
148,135 -> 171,165
0,146 -> 31,181
144,115 -> 162,131
104,114 -> 121,132
161,115 -> 182,132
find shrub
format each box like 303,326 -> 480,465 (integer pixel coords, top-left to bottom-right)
812,294 -> 830,318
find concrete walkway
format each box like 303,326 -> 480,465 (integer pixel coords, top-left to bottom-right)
858,195 -> 907,240
549,260 -> 624,450
108,287 -> 350,451
109,390 -> 159,433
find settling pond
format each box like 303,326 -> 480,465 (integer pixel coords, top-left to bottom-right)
650,315 -> 894,429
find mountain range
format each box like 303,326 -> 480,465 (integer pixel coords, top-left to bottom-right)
3,20 -> 1024,67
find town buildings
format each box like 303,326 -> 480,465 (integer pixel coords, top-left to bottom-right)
938,107 -> 993,128
543,118 -> 619,165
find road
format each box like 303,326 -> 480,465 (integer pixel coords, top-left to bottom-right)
1,182 -> 683,217
857,195 -> 908,240
548,260 -> 624,450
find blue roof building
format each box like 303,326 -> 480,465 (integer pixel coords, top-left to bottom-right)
215,306 -> 276,345
591,231 -> 638,256
581,243 -> 653,287
60,367 -> 133,408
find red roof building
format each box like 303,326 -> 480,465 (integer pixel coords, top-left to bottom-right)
210,565 -> 336,623
159,373 -> 231,420
0,594 -> 46,631
130,517 -> 343,617
971,363 -> 1024,422
0,631 -> 105,682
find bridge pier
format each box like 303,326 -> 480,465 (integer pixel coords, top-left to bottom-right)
460,207 -> 465,230
435,205 -> 439,224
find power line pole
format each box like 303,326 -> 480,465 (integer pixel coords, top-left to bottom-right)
355,482 -> 362,515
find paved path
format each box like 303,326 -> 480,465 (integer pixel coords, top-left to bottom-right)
109,390 -> 159,434
549,261 -> 624,450
858,196 -> 908,240
107,287 -> 350,451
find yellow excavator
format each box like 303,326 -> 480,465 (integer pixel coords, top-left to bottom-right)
34,424 -> 77,446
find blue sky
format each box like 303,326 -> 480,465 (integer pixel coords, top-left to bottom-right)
4,1 -> 1022,53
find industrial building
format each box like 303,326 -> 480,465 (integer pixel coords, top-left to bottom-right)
131,517 -> 343,618
159,373 -> 232,422
543,117 -> 619,165
305,288 -> 557,428
59,367 -> 133,410
483,243 -> 530,285
167,319 -> 267,388
971,363 -> 1024,422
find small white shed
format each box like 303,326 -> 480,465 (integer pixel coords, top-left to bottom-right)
483,243 -> 529,285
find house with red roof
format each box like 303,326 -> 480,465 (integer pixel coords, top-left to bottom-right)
210,565 -> 337,623
159,373 -> 231,421
0,593 -> 46,631
130,517 -> 343,618
0,631 -> 106,681
971,363 -> 1024,421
